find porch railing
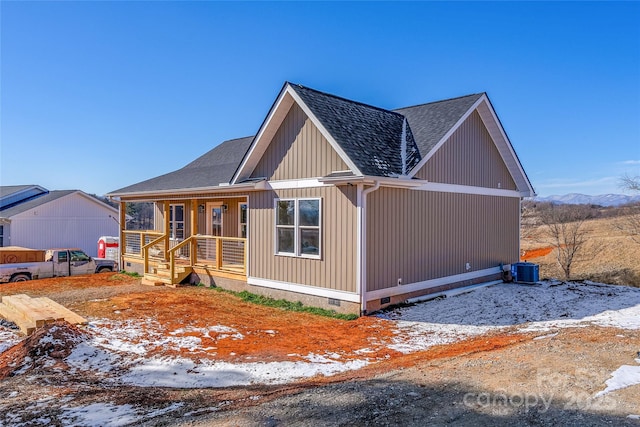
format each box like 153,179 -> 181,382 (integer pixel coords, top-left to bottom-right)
124,230 -> 246,278
122,230 -> 164,258
167,235 -> 247,280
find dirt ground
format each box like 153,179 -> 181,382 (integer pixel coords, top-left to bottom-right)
1,273 -> 640,426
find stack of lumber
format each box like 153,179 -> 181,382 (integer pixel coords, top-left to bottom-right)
0,294 -> 87,335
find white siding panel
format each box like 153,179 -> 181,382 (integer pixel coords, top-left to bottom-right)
9,193 -> 119,256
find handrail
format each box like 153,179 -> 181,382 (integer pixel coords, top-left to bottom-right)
168,236 -> 194,282
142,234 -> 166,274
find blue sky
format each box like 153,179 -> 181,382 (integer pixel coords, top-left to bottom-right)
1,1 -> 639,197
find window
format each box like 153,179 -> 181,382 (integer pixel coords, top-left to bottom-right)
0,225 -> 3,247
58,251 -> 68,263
70,250 -> 90,262
169,204 -> 185,239
239,203 -> 248,238
275,198 -> 321,257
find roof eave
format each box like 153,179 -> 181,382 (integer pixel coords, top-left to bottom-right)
107,181 -> 264,200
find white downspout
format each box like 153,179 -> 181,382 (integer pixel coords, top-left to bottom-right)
359,181 -> 380,315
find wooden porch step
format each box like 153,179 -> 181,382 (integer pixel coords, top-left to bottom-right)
141,274 -> 170,286
0,294 -> 87,335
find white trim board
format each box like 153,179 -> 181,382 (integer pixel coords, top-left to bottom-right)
411,182 -> 522,198
266,178 -> 331,190
365,266 -> 506,301
248,276 -> 361,303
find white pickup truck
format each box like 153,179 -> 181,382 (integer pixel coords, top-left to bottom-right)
0,248 -> 118,283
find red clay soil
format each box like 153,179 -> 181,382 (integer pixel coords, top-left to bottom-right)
521,246 -> 554,260
77,288 -> 400,363
0,273 -> 534,381
0,321 -> 86,379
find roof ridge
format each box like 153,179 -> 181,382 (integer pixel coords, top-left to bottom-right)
288,82 -> 405,117
394,92 -> 485,111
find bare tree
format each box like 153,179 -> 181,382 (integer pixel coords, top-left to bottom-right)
538,204 -> 592,281
616,173 -> 640,244
620,173 -> 640,192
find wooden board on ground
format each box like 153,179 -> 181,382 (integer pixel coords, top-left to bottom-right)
0,294 -> 87,335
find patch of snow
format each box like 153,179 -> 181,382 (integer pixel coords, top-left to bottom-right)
0,325 -> 22,354
595,358 -> 640,397
116,357 -> 369,388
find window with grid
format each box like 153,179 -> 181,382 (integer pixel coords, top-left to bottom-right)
275,198 -> 321,258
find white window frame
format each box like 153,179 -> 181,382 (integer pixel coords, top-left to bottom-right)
274,198 -> 321,259
238,202 -> 248,238
169,203 -> 185,240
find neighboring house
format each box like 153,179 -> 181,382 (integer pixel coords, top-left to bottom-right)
108,82 -> 535,315
0,185 -> 119,257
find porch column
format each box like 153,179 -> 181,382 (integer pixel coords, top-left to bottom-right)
191,199 -> 199,236
119,201 -> 126,269
163,201 -> 170,256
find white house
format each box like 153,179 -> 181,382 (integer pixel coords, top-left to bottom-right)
0,185 -> 119,256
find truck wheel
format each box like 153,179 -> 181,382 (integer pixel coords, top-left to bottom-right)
10,273 -> 30,282
97,267 -> 112,273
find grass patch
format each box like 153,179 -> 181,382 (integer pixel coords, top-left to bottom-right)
207,285 -> 358,320
119,271 -> 141,278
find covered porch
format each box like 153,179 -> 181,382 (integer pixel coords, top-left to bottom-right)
118,196 -> 248,286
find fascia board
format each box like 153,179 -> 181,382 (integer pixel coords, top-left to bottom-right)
407,96 -> 485,179
75,191 -> 120,214
475,96 -> 536,197
107,182 -> 259,200
286,86 -> 363,176
231,85 -> 294,184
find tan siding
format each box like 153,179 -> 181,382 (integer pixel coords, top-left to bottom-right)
248,185 -> 357,293
366,187 -> 520,292
414,111 -> 516,190
250,103 -> 350,180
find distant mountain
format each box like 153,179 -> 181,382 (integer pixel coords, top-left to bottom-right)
531,193 -> 640,207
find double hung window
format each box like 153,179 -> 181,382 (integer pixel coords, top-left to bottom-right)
275,198 -> 321,258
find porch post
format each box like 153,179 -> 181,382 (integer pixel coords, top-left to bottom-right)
191,199 -> 198,265
163,201 -> 170,257
119,201 -> 126,270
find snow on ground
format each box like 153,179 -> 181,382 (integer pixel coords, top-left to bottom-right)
2,280 -> 640,397
380,280 -> 640,398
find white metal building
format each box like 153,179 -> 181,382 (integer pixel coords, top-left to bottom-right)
0,185 -> 119,256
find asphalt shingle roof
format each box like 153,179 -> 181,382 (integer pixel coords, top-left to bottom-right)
0,190 -> 76,217
290,84 -> 421,177
109,136 -> 254,195
393,93 -> 484,157
110,85 -> 485,195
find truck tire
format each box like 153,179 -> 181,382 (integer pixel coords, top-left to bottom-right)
10,273 -> 31,282
97,266 -> 112,273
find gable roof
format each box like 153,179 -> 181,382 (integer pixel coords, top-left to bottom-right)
393,93 -> 484,157
289,84 -> 421,177
112,82 -> 534,198
108,136 -> 254,196
0,190 -> 117,218
0,185 -> 49,210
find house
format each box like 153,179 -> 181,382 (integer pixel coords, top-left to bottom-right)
0,185 -> 119,257
107,82 -> 535,315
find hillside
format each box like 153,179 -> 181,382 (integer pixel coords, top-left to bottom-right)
520,213 -> 640,286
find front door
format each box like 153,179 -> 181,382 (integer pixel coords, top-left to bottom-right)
206,202 -> 223,236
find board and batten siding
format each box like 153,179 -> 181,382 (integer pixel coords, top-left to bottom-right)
248,185 -> 357,293
9,193 -> 118,257
250,103 -> 350,180
414,111 -> 516,190
365,187 -> 520,292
